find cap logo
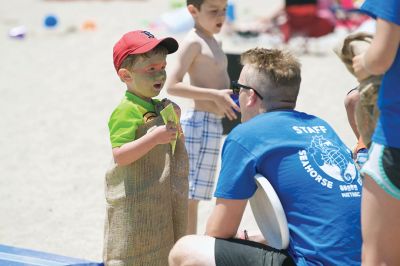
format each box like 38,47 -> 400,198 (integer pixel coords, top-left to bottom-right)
142,31 -> 155,39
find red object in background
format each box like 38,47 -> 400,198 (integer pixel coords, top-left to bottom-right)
340,0 -> 355,9
280,4 -> 335,43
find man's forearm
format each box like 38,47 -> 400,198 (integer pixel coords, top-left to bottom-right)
205,198 -> 247,239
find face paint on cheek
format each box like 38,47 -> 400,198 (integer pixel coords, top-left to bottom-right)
141,69 -> 164,79
152,70 -> 166,82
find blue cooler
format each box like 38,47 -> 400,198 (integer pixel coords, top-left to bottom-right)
0,244 -> 103,266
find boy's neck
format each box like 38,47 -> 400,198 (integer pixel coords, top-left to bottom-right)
126,88 -> 153,103
193,24 -> 215,39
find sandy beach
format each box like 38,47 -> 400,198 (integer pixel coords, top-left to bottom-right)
0,0 -> 360,262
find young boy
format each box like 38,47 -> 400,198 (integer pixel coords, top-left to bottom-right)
103,30 -> 189,266
166,0 -> 240,234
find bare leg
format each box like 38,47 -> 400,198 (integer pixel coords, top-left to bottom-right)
187,199 -> 200,235
169,235 -> 216,266
344,89 -> 360,140
362,175 -> 400,266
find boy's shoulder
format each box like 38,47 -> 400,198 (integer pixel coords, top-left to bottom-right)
182,29 -> 219,46
181,30 -> 204,46
110,93 -> 155,119
179,29 -> 223,58
110,98 -> 138,120
175,30 -> 203,60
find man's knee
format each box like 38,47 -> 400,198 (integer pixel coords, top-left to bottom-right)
169,235 -> 199,266
169,235 -> 216,266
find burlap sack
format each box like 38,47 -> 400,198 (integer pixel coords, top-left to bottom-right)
333,32 -> 382,148
103,102 -> 189,266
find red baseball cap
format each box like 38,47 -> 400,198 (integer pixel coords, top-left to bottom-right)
113,30 -> 179,71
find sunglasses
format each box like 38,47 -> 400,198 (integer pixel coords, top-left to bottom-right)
231,81 -> 264,100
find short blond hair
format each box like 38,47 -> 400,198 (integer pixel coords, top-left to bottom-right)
241,48 -> 301,103
119,45 -> 168,71
241,48 -> 301,108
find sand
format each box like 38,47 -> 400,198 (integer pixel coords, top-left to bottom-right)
0,0 -> 360,262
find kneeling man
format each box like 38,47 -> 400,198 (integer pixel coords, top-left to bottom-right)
169,48 -> 362,266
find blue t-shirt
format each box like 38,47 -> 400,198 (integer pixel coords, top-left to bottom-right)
361,0 -> 400,148
214,110 -> 362,266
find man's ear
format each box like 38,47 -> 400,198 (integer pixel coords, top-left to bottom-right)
117,68 -> 132,83
246,90 -> 259,107
187,4 -> 198,17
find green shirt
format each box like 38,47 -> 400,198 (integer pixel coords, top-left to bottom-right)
108,91 -> 160,148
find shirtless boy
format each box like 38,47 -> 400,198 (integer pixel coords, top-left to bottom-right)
167,0 -> 239,234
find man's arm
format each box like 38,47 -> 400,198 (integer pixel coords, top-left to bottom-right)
205,198 -> 247,239
353,18 -> 400,80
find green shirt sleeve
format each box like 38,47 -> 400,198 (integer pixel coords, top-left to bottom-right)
108,104 -> 143,148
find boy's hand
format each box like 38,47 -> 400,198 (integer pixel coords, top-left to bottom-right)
352,53 -> 371,82
213,89 -> 240,120
162,99 -> 182,119
151,122 -> 178,145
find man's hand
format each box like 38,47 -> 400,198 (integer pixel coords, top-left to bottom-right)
237,229 -> 267,244
213,89 -> 240,120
